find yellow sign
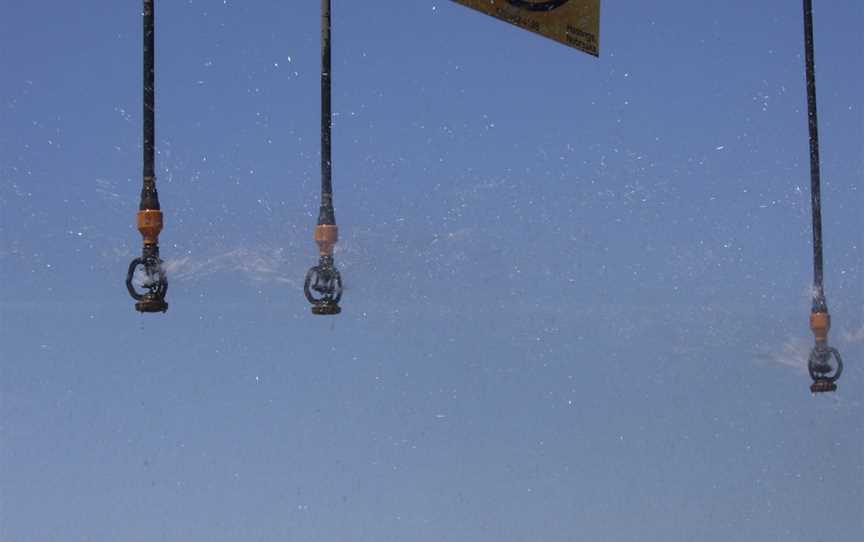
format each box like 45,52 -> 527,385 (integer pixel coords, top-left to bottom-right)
451,0 -> 600,57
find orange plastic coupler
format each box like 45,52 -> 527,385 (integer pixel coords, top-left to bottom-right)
314,224 -> 338,257
137,209 -> 163,246
809,311 -> 830,344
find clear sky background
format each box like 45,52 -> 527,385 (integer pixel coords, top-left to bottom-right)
1,1 -> 862,540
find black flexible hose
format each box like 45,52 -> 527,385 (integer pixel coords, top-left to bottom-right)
803,0 -> 825,312
142,0 -> 160,211
319,0 -> 335,226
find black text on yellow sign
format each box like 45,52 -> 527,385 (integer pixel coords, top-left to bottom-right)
451,0 -> 600,57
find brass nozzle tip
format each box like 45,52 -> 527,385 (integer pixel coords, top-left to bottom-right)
810,379 -> 837,394
135,298 -> 168,313
311,302 -> 341,315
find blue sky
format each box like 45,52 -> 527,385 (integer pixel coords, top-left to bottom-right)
1,1 -> 862,540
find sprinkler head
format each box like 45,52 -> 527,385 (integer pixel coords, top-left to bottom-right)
807,344 -> 842,394
304,256 -> 343,316
126,253 -> 168,313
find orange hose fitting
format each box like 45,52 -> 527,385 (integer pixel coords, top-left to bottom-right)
137,209 -> 163,245
314,224 -> 338,256
810,311 -> 830,343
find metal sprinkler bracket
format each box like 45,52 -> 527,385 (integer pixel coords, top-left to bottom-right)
126,248 -> 168,313
801,1 -> 844,392
126,1 -> 168,313
304,0 -> 342,316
